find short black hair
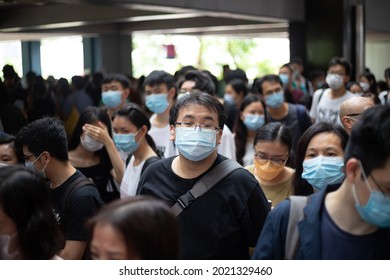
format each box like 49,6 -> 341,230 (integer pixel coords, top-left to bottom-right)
102,73 -> 130,89
15,117 -> 69,161
345,106 -> 390,176
255,74 -> 283,95
225,68 -> 248,83
169,91 -> 225,129
177,70 -> 215,96
328,57 -> 352,76
227,79 -> 248,98
143,70 -> 176,90
293,122 -> 349,195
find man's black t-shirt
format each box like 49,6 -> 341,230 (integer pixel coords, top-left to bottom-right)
138,154 -> 270,259
51,170 -> 104,241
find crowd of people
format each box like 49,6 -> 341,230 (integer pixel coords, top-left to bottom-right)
0,56 -> 389,260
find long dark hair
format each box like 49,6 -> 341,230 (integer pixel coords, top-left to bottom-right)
233,94 -> 266,165
0,166 -> 64,259
113,103 -> 157,152
68,106 -> 113,169
293,122 -> 349,195
88,196 -> 179,259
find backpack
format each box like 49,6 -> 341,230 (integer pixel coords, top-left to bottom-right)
284,195 -> 311,259
295,104 -> 311,134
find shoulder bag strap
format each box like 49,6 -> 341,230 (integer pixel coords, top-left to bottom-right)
285,195 -> 309,260
61,177 -> 94,213
171,159 -> 242,216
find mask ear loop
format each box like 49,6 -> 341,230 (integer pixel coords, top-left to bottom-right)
352,160 -> 373,207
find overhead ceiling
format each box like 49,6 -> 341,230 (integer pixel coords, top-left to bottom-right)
0,0 -> 289,41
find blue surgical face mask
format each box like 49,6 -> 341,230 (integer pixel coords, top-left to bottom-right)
102,90 -> 122,108
175,127 -> 217,161
113,132 -> 139,154
145,93 -> 169,114
25,153 -> 47,177
265,91 -> 284,108
302,156 -> 345,191
353,161 -> 390,228
243,114 -> 265,131
224,93 -> 235,105
279,74 -> 289,86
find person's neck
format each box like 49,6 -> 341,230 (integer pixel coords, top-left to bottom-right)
73,144 -> 97,158
247,130 -> 256,142
153,110 -> 170,128
330,87 -> 346,98
172,152 -> 217,179
325,181 -> 378,235
267,102 -> 289,120
133,140 -> 157,166
49,161 -> 77,189
107,102 -> 124,118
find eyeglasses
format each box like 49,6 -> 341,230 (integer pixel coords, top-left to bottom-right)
254,152 -> 288,167
174,122 -> 220,131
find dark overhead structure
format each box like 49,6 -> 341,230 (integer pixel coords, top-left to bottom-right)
0,0 -> 389,78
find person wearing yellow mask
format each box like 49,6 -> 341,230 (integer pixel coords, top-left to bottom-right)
246,122 -> 294,208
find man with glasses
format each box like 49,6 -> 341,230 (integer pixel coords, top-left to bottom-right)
253,106 -> 390,259
138,92 -> 270,259
310,57 -> 355,124
14,117 -> 104,259
339,96 -> 375,134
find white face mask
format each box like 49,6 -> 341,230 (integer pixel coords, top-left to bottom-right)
0,233 -> 19,260
359,82 -> 370,92
80,134 -> 104,152
326,73 -> 344,90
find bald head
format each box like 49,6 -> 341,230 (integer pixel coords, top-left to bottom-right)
339,96 -> 375,134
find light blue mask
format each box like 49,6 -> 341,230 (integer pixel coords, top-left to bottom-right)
243,114 -> 265,131
145,93 -> 169,114
302,156 -> 345,191
223,94 -> 235,105
353,161 -> 390,228
113,132 -> 139,154
25,153 -> 47,177
265,91 -> 284,108
102,90 -> 122,108
279,74 -> 289,86
175,127 -> 217,161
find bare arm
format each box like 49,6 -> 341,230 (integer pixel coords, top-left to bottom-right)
83,122 -> 125,183
59,240 -> 87,260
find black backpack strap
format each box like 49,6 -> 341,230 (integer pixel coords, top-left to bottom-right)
61,177 -> 94,214
141,156 -> 160,175
171,159 -> 242,216
285,195 -> 310,259
295,104 -> 311,134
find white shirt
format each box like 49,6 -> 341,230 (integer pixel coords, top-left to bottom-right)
310,88 -> 354,124
242,142 -> 254,167
120,156 -> 145,198
149,114 -> 173,158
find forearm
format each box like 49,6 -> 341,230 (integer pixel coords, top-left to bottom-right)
104,140 -> 125,183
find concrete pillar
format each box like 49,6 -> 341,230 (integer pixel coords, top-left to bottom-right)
99,34 -> 132,75
21,41 -> 41,76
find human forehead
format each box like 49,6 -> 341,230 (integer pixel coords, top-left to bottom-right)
261,80 -> 282,93
0,144 -> 17,159
307,132 -> 343,151
279,67 -> 291,75
91,222 -> 128,258
180,80 -> 196,91
176,104 -> 218,123
328,64 -> 346,75
102,81 -> 124,91
243,101 -> 264,114
112,116 -> 137,131
144,83 -> 169,92
255,140 -> 289,156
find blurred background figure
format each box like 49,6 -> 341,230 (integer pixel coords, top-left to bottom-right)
234,94 -> 266,166
88,196 -> 179,260
0,132 -> 23,166
0,165 -> 63,260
